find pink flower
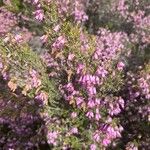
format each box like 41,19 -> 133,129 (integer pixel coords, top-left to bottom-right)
77,63 -> 85,74
117,61 -> 125,71
14,34 -> 22,43
68,53 -> 75,61
74,9 -> 88,23
34,9 -> 44,21
76,97 -> 84,106
106,117 -> 112,123
64,83 -> 74,93
102,138 -> 111,147
107,126 -> 117,138
95,98 -> 101,105
146,94 -> 150,99
29,69 -> 41,87
96,66 -> 108,78
118,97 -> 125,108
53,25 -> 60,32
71,112 -> 77,118
108,103 -> 121,116
35,91 -> 48,105
95,113 -> 101,121
0,62 -> 3,69
40,35 -> 48,43
87,86 -> 97,95
86,111 -> 94,119
3,36 -> 10,43
95,109 -> 101,120
87,100 -> 95,108
47,131 -> 58,146
32,77 -> 41,88
119,126 -> 124,132
90,144 -> 97,150
52,36 -> 66,49
70,127 -> 78,134
93,132 -> 100,142
33,0 -> 39,4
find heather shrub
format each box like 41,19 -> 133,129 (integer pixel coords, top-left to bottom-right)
0,0 -> 150,149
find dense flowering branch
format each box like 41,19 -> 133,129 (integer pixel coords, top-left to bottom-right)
0,0 -> 149,149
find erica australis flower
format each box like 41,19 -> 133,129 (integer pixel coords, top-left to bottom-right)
102,138 -> 111,147
14,34 -> 23,43
117,61 -> 125,71
70,127 -> 78,134
1,0 -> 150,149
93,132 -> 100,142
126,142 -> 138,150
86,111 -> 94,119
40,35 -> 48,43
47,131 -> 58,146
71,112 -> 77,118
74,9 -> 88,23
53,25 -> 60,32
29,69 -> 41,88
0,8 -> 17,36
68,53 -> 75,61
33,0 -> 39,4
33,9 -> 44,21
52,36 -> 66,49
90,144 -> 97,150
35,91 -> 48,105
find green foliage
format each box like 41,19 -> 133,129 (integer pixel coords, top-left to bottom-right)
5,0 -> 24,12
42,1 -> 96,64
0,0 -> 3,6
43,2 -> 59,25
99,71 -> 125,96
63,135 -> 83,149
0,39 -> 59,105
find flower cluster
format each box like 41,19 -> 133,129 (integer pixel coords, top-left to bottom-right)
0,81 -> 45,149
0,0 -> 150,149
56,0 -> 88,23
0,7 -> 17,36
